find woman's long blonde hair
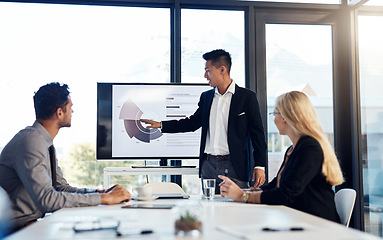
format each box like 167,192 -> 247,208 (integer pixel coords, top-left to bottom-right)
275,91 -> 343,186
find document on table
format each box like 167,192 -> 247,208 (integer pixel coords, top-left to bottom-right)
216,223 -> 321,240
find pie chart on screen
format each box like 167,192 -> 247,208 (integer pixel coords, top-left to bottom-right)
119,98 -> 162,143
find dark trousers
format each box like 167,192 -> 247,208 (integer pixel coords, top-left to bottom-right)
201,154 -> 249,194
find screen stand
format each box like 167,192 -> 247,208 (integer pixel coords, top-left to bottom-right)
160,158 -> 168,182
159,158 -> 167,167
131,159 -> 183,186
159,158 -> 181,187
170,159 -> 182,187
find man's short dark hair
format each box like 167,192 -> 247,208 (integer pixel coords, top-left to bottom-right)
202,49 -> 232,74
33,82 -> 70,120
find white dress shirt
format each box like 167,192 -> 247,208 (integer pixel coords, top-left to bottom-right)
204,81 -> 265,171
204,80 -> 236,155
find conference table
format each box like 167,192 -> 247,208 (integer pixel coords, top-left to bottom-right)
5,195 -> 381,240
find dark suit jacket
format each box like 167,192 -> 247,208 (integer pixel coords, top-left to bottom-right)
162,84 -> 267,182
260,136 -> 340,223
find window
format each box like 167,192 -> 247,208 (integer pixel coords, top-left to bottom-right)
365,0 -> 383,6
181,9 -> 245,87
178,9 -> 245,192
266,24 -> 334,179
358,15 -> 383,237
0,2 -> 170,189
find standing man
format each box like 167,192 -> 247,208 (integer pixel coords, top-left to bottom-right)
141,49 -> 267,193
0,82 -> 131,232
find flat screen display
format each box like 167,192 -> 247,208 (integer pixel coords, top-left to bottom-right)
97,83 -> 212,159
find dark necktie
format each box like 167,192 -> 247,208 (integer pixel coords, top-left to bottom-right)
48,145 -> 57,188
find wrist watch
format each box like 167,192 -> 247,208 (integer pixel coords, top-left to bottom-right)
242,192 -> 250,203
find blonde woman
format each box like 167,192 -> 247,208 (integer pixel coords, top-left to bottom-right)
220,91 -> 343,222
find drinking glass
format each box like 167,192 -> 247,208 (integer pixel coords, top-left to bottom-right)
203,179 -> 216,200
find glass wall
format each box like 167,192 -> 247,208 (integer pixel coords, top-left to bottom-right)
181,9 -> 245,87
365,0 -> 383,6
0,1 -> 358,203
0,2 -> 170,191
358,15 -> 383,237
0,2 -> 246,195
265,24 -> 334,179
180,9 -> 245,193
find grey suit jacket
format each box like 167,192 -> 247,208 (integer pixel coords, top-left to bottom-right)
0,121 -> 100,229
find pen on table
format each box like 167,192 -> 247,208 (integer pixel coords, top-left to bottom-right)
262,227 -> 304,232
116,229 -> 153,237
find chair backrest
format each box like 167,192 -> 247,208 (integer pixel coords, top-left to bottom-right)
143,182 -> 185,194
335,188 -> 356,227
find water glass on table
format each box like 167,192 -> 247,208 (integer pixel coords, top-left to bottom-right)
203,179 -> 216,200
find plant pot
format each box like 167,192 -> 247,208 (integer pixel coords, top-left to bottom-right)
175,219 -> 202,237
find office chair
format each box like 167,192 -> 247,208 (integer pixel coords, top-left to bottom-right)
143,182 -> 185,194
335,188 -> 356,227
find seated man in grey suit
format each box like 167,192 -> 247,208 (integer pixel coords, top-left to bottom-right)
0,82 -> 131,232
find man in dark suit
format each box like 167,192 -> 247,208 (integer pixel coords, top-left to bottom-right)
141,49 -> 267,193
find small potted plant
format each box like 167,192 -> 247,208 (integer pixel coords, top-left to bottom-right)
175,210 -> 202,236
